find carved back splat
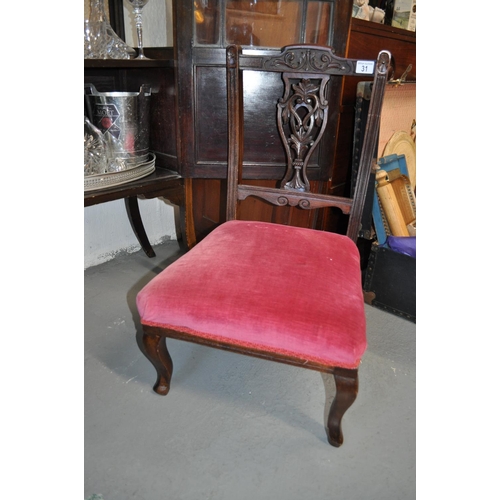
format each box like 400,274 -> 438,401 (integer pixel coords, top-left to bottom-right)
278,75 -> 329,192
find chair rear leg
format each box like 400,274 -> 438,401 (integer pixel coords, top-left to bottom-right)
326,368 -> 359,447
141,332 -> 173,395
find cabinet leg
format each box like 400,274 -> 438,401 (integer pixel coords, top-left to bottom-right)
180,178 -> 196,251
125,196 -> 156,258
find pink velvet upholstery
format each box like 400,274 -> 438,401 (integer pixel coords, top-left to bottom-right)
137,220 -> 366,369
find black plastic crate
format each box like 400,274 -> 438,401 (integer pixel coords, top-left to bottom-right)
363,244 -> 416,323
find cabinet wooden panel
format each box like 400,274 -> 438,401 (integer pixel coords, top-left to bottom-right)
194,64 -> 324,178
192,178 -> 321,240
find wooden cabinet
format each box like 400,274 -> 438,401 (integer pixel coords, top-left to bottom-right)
348,18 -> 416,82
173,0 -> 355,239
88,2 -> 416,242
174,1 -> 353,182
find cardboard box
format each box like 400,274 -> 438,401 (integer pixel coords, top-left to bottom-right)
392,0 -> 416,31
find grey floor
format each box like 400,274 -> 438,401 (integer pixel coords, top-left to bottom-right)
85,239 -> 416,500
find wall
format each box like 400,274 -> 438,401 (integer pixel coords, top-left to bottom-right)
84,0 -> 174,269
123,0 -> 173,47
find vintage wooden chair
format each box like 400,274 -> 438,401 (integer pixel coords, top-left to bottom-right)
136,44 -> 391,446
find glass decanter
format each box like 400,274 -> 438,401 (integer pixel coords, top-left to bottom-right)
84,116 -> 109,175
85,0 -> 136,59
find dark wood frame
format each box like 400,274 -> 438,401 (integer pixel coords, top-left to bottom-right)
108,0 -> 126,41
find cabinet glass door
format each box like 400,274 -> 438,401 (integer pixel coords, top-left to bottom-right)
194,0 -> 335,47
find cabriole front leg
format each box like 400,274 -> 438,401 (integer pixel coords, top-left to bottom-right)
326,368 -> 359,447
140,331 -> 173,395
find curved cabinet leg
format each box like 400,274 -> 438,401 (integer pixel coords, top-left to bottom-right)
327,368 -> 358,447
141,332 -> 173,395
125,196 -> 156,258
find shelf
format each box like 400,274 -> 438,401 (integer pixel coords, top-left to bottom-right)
350,18 -> 416,43
84,167 -> 182,207
348,18 -> 416,82
84,47 -> 174,69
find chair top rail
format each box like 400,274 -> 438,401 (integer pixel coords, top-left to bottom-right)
231,44 -> 378,79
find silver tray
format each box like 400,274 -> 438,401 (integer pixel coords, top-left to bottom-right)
84,153 -> 156,192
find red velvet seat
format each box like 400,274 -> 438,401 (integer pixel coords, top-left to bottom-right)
138,220 -> 366,369
136,44 -> 390,446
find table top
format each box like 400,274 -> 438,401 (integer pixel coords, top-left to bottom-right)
84,167 -> 182,207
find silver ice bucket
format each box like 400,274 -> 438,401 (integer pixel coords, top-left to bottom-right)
84,83 -> 151,170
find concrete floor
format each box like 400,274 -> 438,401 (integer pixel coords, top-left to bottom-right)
85,240 -> 416,500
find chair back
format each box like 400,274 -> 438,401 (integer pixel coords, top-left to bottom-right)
225,44 -> 391,241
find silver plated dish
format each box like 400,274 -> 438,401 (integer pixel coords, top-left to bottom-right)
84,153 -> 156,192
